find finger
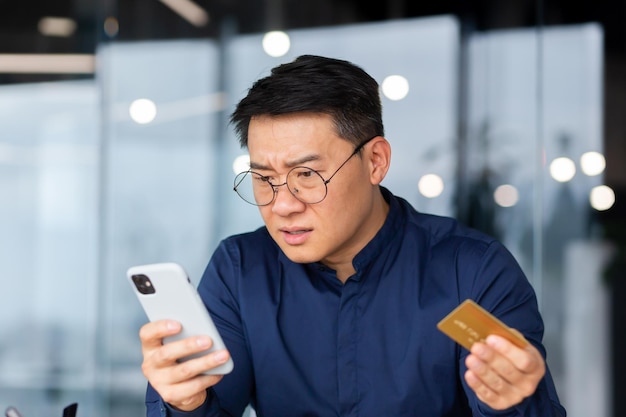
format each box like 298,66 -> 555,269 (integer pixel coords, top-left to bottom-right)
148,335 -> 215,370
139,320 -> 182,348
481,336 -> 546,398
147,349 -> 229,409
464,369 -> 522,411
159,374 -> 223,410
470,341 -> 522,385
171,349 -> 231,382
486,335 -> 545,375
465,350 -> 513,395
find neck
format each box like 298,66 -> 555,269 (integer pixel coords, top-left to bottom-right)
332,190 -> 390,283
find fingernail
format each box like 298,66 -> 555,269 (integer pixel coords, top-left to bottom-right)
196,337 -> 211,348
166,321 -> 180,331
465,370 -> 479,384
467,356 -> 483,371
486,335 -> 501,347
472,343 -> 486,356
214,350 -> 229,363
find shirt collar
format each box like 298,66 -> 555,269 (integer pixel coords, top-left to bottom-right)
349,187 -> 404,281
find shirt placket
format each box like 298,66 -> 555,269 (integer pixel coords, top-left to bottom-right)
336,278 -> 360,417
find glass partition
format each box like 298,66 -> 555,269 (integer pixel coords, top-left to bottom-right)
0,81 -> 100,415
98,39 -> 222,416
465,23 -> 607,416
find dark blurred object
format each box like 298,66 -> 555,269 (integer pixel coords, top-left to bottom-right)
3,403 -> 77,417
595,185 -> 626,417
62,403 -> 77,417
595,185 -> 626,284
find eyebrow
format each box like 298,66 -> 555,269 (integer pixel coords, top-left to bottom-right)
249,153 -> 322,171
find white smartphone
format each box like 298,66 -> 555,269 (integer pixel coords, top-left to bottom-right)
127,262 -> 234,375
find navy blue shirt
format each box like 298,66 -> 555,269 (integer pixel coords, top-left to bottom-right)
146,188 -> 565,417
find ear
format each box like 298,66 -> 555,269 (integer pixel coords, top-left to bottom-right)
367,136 -> 391,185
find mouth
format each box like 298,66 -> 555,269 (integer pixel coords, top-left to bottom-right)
279,227 -> 312,245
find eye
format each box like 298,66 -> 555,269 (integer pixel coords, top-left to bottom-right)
251,173 -> 273,184
292,167 -> 317,179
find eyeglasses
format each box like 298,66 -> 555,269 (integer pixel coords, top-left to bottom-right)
233,135 -> 377,206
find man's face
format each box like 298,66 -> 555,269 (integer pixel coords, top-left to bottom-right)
247,113 -> 386,275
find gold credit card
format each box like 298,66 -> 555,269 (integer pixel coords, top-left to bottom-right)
437,299 -> 529,351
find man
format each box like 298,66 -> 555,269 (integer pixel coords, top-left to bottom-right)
139,55 -> 566,416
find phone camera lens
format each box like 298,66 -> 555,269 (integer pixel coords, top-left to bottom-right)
132,274 -> 156,295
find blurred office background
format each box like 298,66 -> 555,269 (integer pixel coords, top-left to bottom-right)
0,0 -> 624,416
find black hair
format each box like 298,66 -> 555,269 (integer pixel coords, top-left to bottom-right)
230,55 -> 384,148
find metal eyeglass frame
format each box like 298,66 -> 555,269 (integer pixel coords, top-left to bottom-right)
233,135 -> 378,206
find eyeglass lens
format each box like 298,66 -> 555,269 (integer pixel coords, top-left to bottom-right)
234,167 -> 328,206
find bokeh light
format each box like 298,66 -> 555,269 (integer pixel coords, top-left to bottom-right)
262,31 -> 291,57
590,185 -> 615,211
381,75 -> 410,101
580,151 -> 606,176
418,174 -> 444,198
549,157 -> 576,183
494,184 -> 519,207
232,154 -> 250,174
129,98 -> 157,124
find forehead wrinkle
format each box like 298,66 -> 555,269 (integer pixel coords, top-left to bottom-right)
248,160 -> 271,170
249,152 -> 323,171
247,113 -> 337,171
284,153 -> 322,168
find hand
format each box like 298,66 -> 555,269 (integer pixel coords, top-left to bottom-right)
464,334 -> 545,410
139,320 -> 232,411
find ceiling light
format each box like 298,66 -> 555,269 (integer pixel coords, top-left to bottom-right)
382,75 -> 410,101
418,174 -> 444,198
129,99 -> 158,124
262,31 -> 290,57
159,0 -> 209,27
549,157 -> 576,183
0,54 -> 95,74
104,17 -> 120,37
590,185 -> 615,211
232,155 -> 251,174
38,17 -> 77,37
493,184 -> 519,207
580,151 -> 605,176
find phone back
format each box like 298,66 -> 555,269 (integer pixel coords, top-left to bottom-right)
127,262 -> 233,374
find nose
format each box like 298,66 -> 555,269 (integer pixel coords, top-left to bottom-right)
271,183 -> 306,215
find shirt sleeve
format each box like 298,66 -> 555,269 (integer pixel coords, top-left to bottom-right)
146,383 -> 167,417
197,238 -> 255,414
456,240 -> 566,417
146,384 -> 234,417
